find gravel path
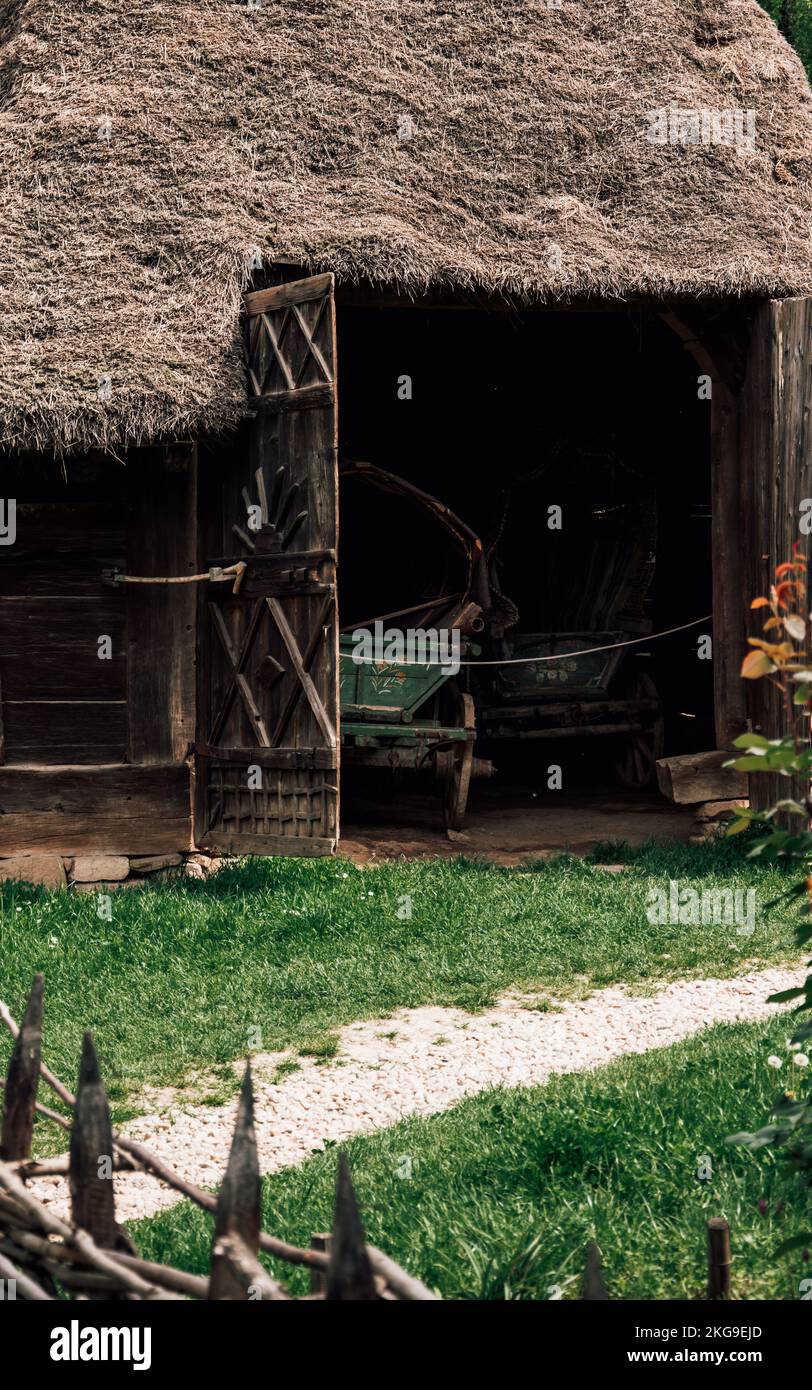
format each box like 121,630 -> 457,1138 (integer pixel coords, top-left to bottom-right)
29,964 -> 804,1224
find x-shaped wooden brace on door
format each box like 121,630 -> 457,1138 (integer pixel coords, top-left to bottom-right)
208,600 -> 272,747
208,593 -> 336,751
268,594 -> 336,749
247,294 -> 333,397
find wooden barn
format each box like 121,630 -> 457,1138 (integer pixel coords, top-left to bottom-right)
0,0 -> 811,868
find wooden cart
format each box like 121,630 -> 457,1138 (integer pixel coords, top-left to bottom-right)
477,631 -> 664,789
475,460 -> 664,788
339,462 -> 493,828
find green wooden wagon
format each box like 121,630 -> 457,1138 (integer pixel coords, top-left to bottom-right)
339,462 -> 493,829
475,466 -> 664,788
477,630 -> 664,788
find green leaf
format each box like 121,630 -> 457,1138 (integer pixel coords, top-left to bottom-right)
726,1124 -> 781,1150
775,1233 -> 812,1255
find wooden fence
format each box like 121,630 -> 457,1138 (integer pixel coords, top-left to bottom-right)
0,974 -> 734,1301
0,973 -> 436,1300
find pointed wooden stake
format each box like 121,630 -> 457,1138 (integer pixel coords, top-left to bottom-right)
208,1064 -> 288,1299
326,1152 -> 377,1300
707,1217 -> 731,1299
582,1240 -> 609,1300
1,974 -> 43,1161
212,1064 -> 261,1251
69,1032 -> 117,1251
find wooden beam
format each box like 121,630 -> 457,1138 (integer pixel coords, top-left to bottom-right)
710,381 -> 747,746
248,384 -> 335,416
196,831 -> 336,857
194,745 -> 337,769
126,447 -> 198,765
659,305 -> 752,397
0,765 -> 192,855
739,299 -> 812,810
656,750 -> 747,804
334,283 -> 761,323
245,273 -> 335,316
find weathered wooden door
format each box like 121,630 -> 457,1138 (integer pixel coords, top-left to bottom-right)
195,273 -> 339,855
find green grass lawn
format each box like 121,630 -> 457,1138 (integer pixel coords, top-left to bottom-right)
132,1011 -> 812,1300
0,837 -> 805,1116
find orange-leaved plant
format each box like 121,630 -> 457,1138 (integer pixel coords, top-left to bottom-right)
725,544 -> 812,1226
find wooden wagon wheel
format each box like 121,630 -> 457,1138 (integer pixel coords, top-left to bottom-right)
434,689 -> 476,830
612,670 -> 664,790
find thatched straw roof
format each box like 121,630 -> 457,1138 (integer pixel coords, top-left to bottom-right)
2,0 -> 812,454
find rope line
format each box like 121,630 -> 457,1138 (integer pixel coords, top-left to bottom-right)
349,614 -> 712,668
108,560 -> 710,670
110,562 -> 247,594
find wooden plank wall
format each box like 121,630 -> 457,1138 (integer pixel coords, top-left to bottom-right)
738,298 -> 812,809
125,446 -> 198,764
0,493 -> 127,764
196,430 -> 253,751
0,766 -> 191,855
0,449 -> 196,854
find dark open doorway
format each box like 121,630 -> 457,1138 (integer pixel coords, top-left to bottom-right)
336,304 -> 712,845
